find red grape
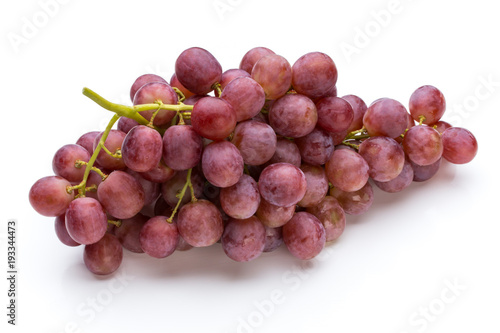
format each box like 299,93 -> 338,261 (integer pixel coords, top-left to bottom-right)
283,212 -> 326,260
441,127 -> 478,164
84,233 -> 123,275
29,176 -> 74,217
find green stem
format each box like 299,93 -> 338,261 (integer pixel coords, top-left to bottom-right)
167,168 -> 193,223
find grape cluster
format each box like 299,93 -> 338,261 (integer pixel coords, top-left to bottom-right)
29,46 -> 478,275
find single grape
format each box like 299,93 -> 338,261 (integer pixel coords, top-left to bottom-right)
441,127 -> 478,164
139,159 -> 176,183
93,130 -> 127,170
263,226 -> 283,252
315,96 -> 354,134
170,73 -> 194,99
342,95 -> 368,132
75,131 -> 100,155
330,130 -> 349,145
258,163 -> 307,207
202,141 -> 244,188
411,158 -> 442,182
239,46 -> 275,74
307,196 -> 346,242
220,68 -> 251,90
266,138 -> 302,167
220,174 -> 260,219
133,82 -> 178,126
358,136 -> 405,182
409,85 -> 446,125
363,98 -> 409,138
161,169 -> 204,208
130,73 -> 167,102
291,52 -> 338,100
121,125 -> 163,172
283,212 -> 326,260
97,170 -> 145,219
221,77 -> 266,122
54,214 -> 80,247
114,213 -> 148,253
403,125 -> 443,166
298,164 -> 329,208
191,96 -> 237,141
84,233 -> 123,275
29,176 -> 74,217
295,127 -> 335,166
325,148 -> 369,192
256,198 -> 295,228
140,216 -> 179,258
52,144 -> 91,183
330,182 -> 374,215
269,93 -> 318,138
230,120 -> 277,166
65,197 -> 108,245
222,216 -> 266,262
175,47 -> 222,95
117,117 -> 139,134
177,199 -> 224,247
251,54 -> 292,100
374,158 -> 414,193
162,125 -> 203,171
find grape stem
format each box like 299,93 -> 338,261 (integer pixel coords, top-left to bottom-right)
75,160 -> 108,180
108,220 -> 122,228
167,168 -> 195,223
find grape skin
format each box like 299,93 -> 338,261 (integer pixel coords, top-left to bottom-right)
84,233 -> 123,275
441,127 -> 478,164
139,159 -> 176,183
75,131 -> 100,155
295,127 -> 335,166
221,77 -> 266,122
258,163 -> 307,207
162,125 -> 203,171
342,95 -> 368,132
263,226 -> 283,252
220,68 -> 251,90
221,216 -> 266,262
330,182 -> 374,215
202,141 -> 244,188
130,73 -> 167,102
191,96 -> 237,141
269,94 -> 318,138
291,52 -> 338,100
358,136 -> 405,182
125,169 -> 160,207
374,158 -> 414,193
140,216 -> 179,258
409,85 -> 446,125
133,82 -> 178,126
177,199 -> 224,247
251,54 -> 292,100
298,164 -> 329,208
403,125 -> 443,166
307,196 -> 346,242
283,212 -> 326,260
175,47 -> 222,95
239,46 -> 275,74
325,148 -> 369,192
29,176 -> 75,217
315,96 -> 354,134
230,120 -> 277,166
65,197 -> 108,245
97,170 -> 145,219
220,174 -> 261,219
256,198 -> 295,228
363,98 -> 409,138
411,158 -> 442,182
122,125 -> 163,172
266,138 -> 302,167
170,73 -> 194,99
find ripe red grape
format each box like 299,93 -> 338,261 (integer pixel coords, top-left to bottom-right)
441,127 -> 478,164
65,197 -> 108,245
269,93 -> 318,138
409,85 -> 446,125
240,47 -> 275,74
374,158 -> 414,193
122,125 -> 163,172
130,73 -> 167,102
230,120 -> 277,166
283,212 -> 326,260
114,213 -> 148,253
54,214 -> 80,247
177,199 -> 224,247
258,163 -> 307,207
220,174 -> 260,219
191,96 -> 236,141
93,130 -> 127,170
403,125 -> 443,166
175,47 -> 222,95
358,136 -> 405,182
29,176 -> 74,217
221,216 -> 266,262
251,54 -> 292,100
162,125 -> 203,171
295,127 -> 335,166
298,164 -> 329,208
292,52 -> 338,100
140,216 -> 179,258
330,182 -> 374,215
133,82 -> 178,126
342,94 -> 368,132
325,148 -> 369,192
202,141 -> 244,188
307,196 -> 346,242
83,233 -> 123,275
221,77 -> 266,122
256,198 -> 295,228
363,98 -> 409,138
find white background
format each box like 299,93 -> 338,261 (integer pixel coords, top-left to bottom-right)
1,0 -> 499,332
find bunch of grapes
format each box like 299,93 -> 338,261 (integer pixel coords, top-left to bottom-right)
29,46 -> 478,275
